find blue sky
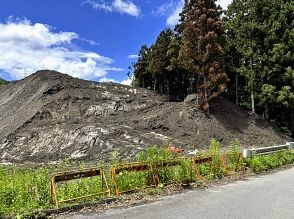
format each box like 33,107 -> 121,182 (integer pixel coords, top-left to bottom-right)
0,0 -> 232,84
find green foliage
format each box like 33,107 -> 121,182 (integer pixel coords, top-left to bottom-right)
209,139 -> 225,178
133,0 -> 229,104
133,45 -> 151,88
0,166 -> 51,216
1,141 -> 293,217
0,163 -> 112,217
277,86 -> 294,108
227,140 -> 243,171
0,78 -> 8,87
56,173 -> 106,206
246,151 -> 294,173
115,168 -> 152,193
109,150 -> 122,165
260,85 -> 276,106
224,0 -> 294,133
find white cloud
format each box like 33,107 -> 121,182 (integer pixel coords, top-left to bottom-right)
153,0 -> 184,27
83,0 -> 141,17
121,77 -> 133,86
80,37 -> 100,46
99,77 -> 119,83
152,0 -> 176,17
151,0 -> 184,27
217,0 -> 232,10
0,19 -> 122,80
166,0 -> 184,27
164,0 -> 232,27
127,54 -> 138,59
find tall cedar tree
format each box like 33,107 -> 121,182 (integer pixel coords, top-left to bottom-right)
133,45 -> 151,88
148,29 -> 173,95
224,0 -> 265,113
179,0 -> 229,112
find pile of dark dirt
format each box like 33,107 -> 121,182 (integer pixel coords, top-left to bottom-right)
0,70 -> 291,164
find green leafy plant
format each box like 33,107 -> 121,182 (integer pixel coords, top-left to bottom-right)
246,150 -> 294,173
1,141 -> 293,218
209,139 -> 225,178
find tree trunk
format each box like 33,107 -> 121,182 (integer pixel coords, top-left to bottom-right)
251,92 -> 255,113
291,108 -> 294,138
153,77 -> 156,97
250,57 -> 255,113
196,74 -> 200,105
167,78 -> 170,101
264,103 -> 269,120
204,76 -> 210,114
235,73 -> 239,106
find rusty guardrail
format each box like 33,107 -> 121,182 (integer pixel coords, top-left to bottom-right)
51,167 -> 110,208
193,155 -> 213,179
111,162 -> 157,196
221,153 -> 243,176
154,159 -> 182,185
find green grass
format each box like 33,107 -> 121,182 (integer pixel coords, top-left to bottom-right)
0,166 -> 51,217
0,164 -> 110,217
0,140 -> 293,218
246,150 -> 294,173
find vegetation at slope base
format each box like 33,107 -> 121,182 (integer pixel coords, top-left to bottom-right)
0,139 -> 293,218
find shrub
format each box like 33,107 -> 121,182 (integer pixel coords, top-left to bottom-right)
209,139 -> 225,178
246,150 -> 294,173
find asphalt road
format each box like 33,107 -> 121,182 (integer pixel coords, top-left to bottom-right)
65,167 -> 294,219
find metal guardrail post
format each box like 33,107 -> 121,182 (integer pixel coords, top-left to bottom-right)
242,148 -> 252,158
286,142 -> 294,150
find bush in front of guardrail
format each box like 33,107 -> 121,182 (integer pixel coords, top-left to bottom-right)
227,140 -> 243,171
178,159 -> 195,183
2,142 -> 292,217
135,146 -> 197,185
246,150 -> 294,173
207,139 -> 226,178
137,146 -> 194,185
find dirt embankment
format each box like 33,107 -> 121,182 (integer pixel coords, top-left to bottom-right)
0,70 -> 290,164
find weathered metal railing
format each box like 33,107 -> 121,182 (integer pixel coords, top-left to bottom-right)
51,167 -> 110,208
111,162 -> 157,196
242,142 -> 294,158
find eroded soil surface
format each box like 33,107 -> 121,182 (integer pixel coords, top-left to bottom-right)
0,70 -> 290,164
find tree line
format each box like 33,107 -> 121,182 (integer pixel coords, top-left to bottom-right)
133,0 -> 229,112
0,78 -> 8,86
132,0 -> 294,136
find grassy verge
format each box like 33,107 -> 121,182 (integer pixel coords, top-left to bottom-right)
245,150 -> 294,173
0,140 -> 293,218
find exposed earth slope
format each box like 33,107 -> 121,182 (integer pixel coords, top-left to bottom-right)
0,71 -> 290,164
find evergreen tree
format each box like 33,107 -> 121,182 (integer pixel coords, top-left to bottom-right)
224,0 -> 263,113
133,45 -> 151,88
147,29 -> 174,95
224,0 -> 294,134
179,0 -> 229,112
0,78 -> 8,86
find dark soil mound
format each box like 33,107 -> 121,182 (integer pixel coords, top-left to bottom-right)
0,70 -> 290,164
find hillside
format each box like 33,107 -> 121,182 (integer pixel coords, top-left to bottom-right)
0,70 -> 290,164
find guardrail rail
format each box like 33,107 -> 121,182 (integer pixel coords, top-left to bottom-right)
243,142 -> 294,158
